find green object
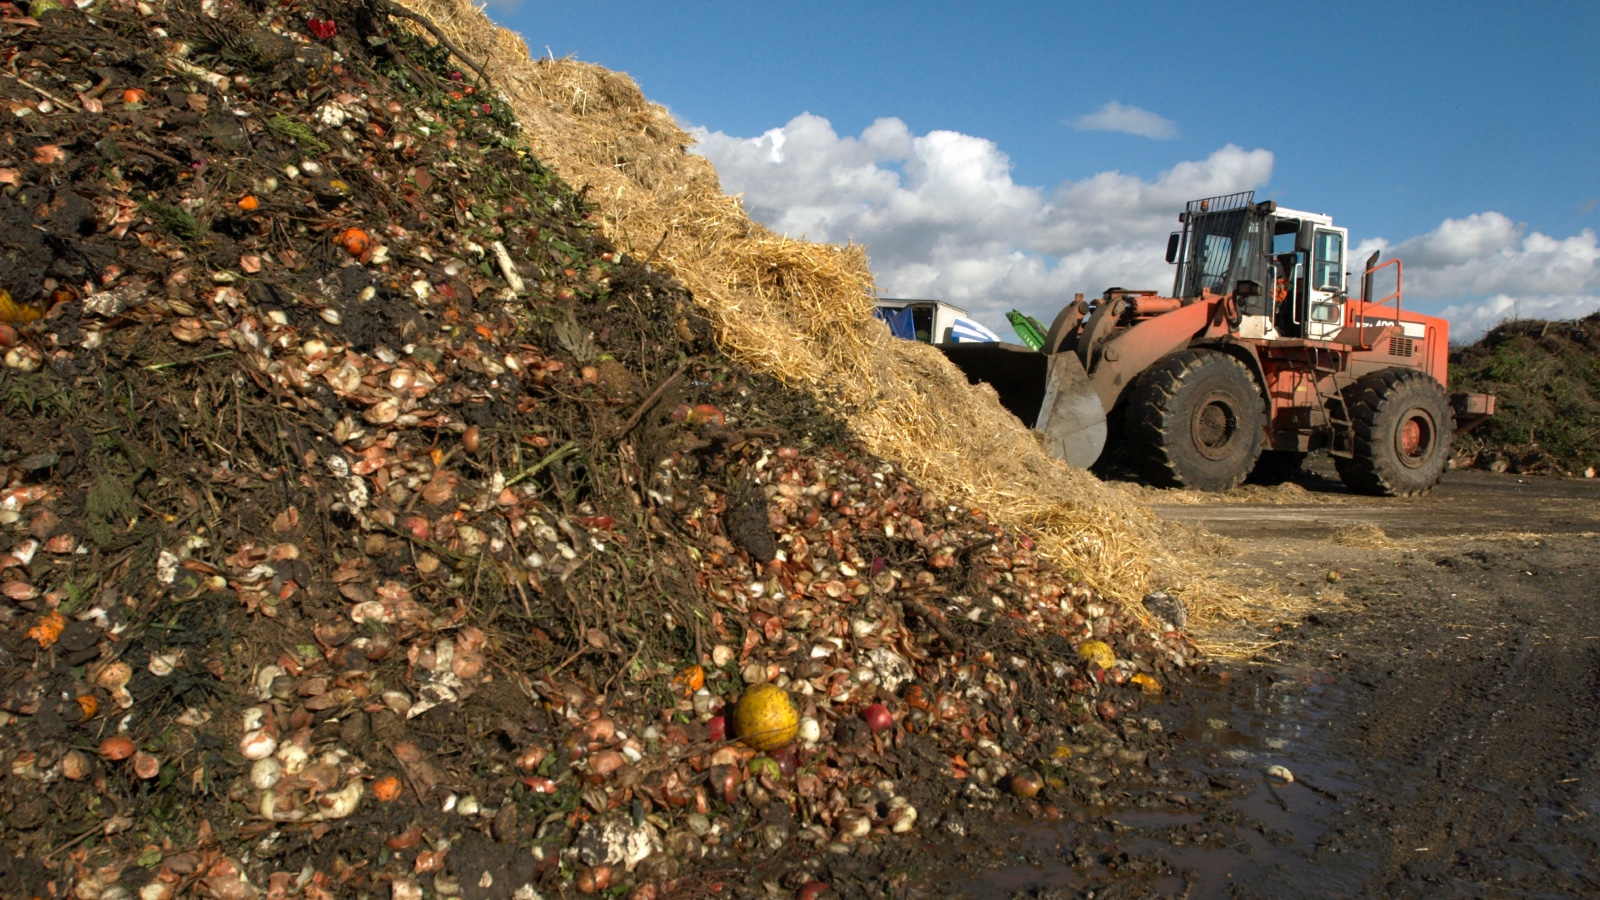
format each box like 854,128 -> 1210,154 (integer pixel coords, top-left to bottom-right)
266,114 -> 330,153
1006,310 -> 1047,351
137,199 -> 200,240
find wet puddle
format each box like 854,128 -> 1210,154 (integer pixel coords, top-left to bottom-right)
961,667 -> 1380,898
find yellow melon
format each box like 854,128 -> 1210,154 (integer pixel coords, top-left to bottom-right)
732,683 -> 798,751
1076,640 -> 1116,670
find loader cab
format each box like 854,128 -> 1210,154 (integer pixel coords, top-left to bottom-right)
1271,207 -> 1347,341
1172,193 -> 1270,304
1170,192 -> 1347,342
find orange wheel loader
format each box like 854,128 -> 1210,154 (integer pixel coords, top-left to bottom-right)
940,191 -> 1496,494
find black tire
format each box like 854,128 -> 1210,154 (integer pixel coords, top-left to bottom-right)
1126,349 -> 1267,491
1248,450 -> 1307,486
1333,368 -> 1454,496
1089,404 -> 1131,480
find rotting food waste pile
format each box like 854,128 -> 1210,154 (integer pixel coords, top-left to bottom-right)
0,1 -> 1197,897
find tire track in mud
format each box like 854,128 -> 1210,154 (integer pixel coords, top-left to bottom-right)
928,473 -> 1600,898
1325,540 -> 1600,897
1148,470 -> 1600,898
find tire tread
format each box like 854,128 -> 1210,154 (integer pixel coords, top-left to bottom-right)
1334,368 -> 1454,496
1125,349 -> 1265,491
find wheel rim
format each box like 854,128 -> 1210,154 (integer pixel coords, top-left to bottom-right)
1396,408 -> 1436,468
1191,390 -> 1240,460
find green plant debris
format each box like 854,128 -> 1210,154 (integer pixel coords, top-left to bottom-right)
265,113 -> 330,152
84,470 -> 139,547
137,199 -> 201,240
1451,312 -> 1600,472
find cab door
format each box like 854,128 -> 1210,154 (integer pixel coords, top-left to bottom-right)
1270,221 -> 1305,338
1306,227 -> 1347,341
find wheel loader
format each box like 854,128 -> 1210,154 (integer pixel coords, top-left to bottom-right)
940,191 -> 1496,494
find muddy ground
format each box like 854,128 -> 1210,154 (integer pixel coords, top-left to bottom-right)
917,462 -> 1600,899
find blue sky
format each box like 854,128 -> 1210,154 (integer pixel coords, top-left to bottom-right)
490,0 -> 1600,339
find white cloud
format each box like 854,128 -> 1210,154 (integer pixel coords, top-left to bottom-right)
694,114 -> 1599,344
1437,295 -> 1600,343
1355,213 -> 1600,340
1355,213 -> 1600,299
693,113 -> 1267,330
1073,101 -> 1178,140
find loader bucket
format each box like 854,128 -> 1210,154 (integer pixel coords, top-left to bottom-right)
938,343 -> 1108,469
938,342 -> 1049,425
1035,350 -> 1108,468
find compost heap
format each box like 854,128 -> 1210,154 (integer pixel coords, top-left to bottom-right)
1449,313 -> 1600,477
393,0 -> 1187,608
0,2 -> 1198,898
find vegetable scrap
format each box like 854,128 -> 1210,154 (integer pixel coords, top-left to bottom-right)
0,0 -> 1200,897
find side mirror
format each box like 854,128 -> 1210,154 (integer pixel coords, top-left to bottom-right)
1165,232 -> 1180,264
1361,250 -> 1381,302
1295,221 -> 1315,253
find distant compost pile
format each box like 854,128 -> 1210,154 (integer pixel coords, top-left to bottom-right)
1450,313 -> 1600,477
0,1 -> 1199,897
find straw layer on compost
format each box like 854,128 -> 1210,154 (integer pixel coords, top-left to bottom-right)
394,0 -> 1211,611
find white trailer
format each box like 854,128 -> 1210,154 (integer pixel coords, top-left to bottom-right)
874,298 -> 1000,344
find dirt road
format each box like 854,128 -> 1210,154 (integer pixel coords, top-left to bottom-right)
945,468 -> 1600,898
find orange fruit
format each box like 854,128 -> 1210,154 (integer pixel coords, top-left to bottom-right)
371,775 -> 402,802
673,665 -> 705,694
336,227 -> 369,257
25,610 -> 65,648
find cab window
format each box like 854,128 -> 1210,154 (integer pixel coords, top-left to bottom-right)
1312,231 -> 1343,292
1197,234 -> 1233,292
